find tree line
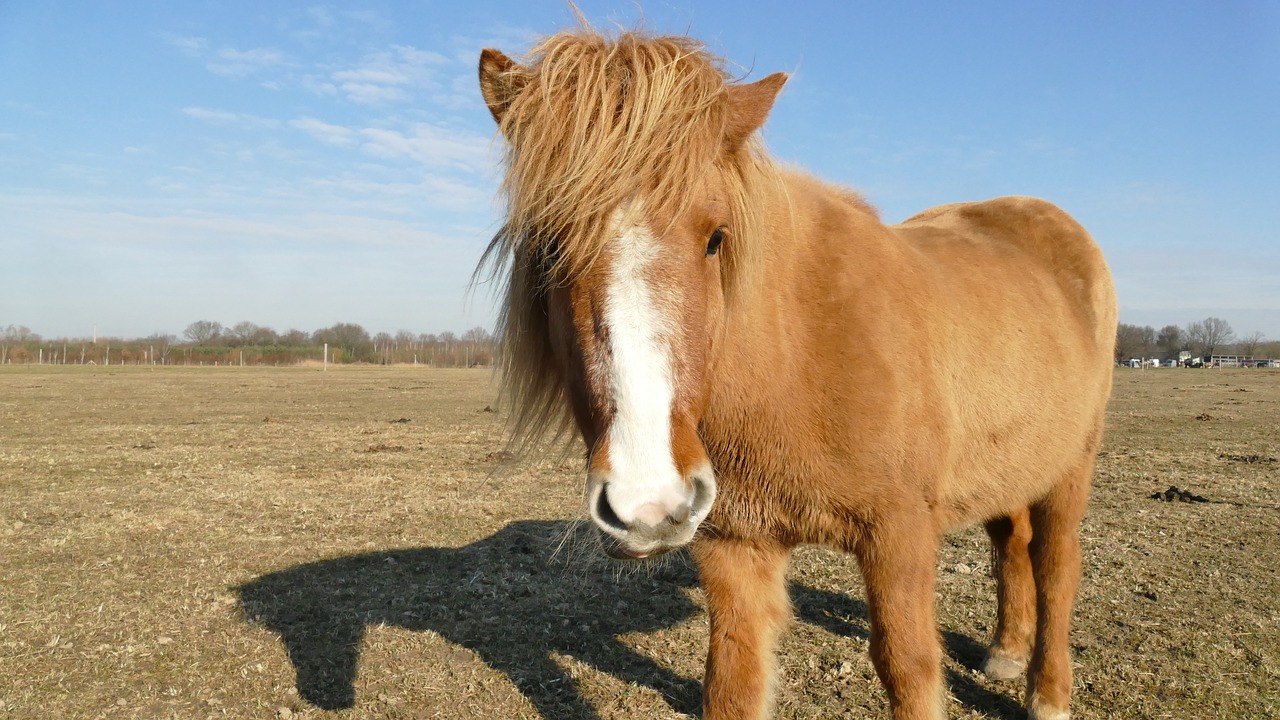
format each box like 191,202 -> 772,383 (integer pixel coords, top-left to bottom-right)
0,322 -> 495,367
1114,316 -> 1275,363
6,316 -> 1275,368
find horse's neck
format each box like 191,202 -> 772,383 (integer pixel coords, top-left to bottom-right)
711,171 -> 870,417
708,170 -> 888,431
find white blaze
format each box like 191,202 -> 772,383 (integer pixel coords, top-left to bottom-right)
600,201 -> 686,526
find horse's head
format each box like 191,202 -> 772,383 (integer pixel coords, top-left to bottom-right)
478,30 -> 784,559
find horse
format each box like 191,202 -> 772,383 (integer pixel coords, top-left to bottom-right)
476,26 -> 1116,720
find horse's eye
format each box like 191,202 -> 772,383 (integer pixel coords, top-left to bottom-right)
706,228 -> 725,256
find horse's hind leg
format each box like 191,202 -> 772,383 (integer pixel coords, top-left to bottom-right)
982,508 -> 1036,681
694,538 -> 791,720
855,516 -> 945,720
1026,453 -> 1095,720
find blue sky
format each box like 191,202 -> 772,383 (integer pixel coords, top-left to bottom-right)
2,1 -> 1278,340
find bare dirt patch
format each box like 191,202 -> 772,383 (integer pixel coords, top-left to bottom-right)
1,366 -> 1276,718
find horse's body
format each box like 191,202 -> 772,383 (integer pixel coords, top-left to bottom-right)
477,27 -> 1116,720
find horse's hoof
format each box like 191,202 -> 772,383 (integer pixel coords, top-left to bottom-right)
980,648 -> 1027,681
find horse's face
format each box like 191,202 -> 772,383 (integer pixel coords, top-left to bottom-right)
544,190 -> 726,559
479,46 -> 784,559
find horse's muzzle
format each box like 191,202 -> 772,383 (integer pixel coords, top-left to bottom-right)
586,469 -> 716,559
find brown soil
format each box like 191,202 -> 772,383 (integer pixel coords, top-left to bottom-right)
1,366 -> 1276,719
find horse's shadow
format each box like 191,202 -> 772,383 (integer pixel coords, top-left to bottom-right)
236,520 -> 1021,719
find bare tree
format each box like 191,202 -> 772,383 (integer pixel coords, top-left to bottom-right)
373,332 -> 394,364
227,321 -> 260,346
1184,317 -> 1235,357
1115,323 -> 1155,362
279,329 -> 309,346
1237,331 -> 1265,358
1184,321 -> 1205,356
183,320 -> 223,345
250,326 -> 280,346
1155,324 -> 1183,360
1202,317 -> 1235,353
312,323 -> 372,362
142,332 -> 178,362
2,324 -> 42,342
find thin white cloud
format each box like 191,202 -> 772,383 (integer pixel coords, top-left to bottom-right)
358,124 -> 492,172
163,34 -> 207,57
300,74 -> 338,96
418,175 -> 490,211
183,107 -> 280,128
395,46 -> 449,66
435,73 -> 487,110
207,46 -> 287,77
337,82 -> 407,105
296,174 -> 488,214
167,33 -> 291,79
167,24 -> 470,112
333,67 -> 410,86
291,117 -> 355,146
183,107 -> 239,123
325,45 -> 450,105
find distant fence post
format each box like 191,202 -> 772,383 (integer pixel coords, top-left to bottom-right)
323,343 -> 328,371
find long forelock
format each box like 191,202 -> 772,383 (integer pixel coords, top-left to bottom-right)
479,27 -> 776,452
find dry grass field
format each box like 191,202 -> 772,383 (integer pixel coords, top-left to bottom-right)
2,365 -> 1277,719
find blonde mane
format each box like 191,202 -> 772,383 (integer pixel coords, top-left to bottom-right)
478,27 -> 778,451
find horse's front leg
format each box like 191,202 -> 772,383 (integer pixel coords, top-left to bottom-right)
694,537 -> 792,720
855,515 -> 945,720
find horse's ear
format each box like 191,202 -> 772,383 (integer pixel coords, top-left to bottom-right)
478,48 -> 526,125
724,72 -> 787,149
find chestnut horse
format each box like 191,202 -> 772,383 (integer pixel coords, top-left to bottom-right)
477,27 -> 1115,720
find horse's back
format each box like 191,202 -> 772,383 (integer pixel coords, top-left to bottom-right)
896,196 -> 1116,355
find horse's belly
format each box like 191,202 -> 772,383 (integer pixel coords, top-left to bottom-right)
935,390 -> 1100,528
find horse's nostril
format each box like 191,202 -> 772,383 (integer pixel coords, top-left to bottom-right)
594,486 -> 628,533
668,503 -> 691,525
